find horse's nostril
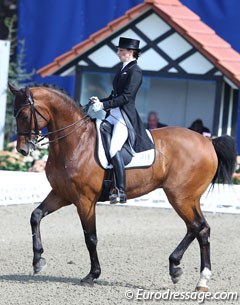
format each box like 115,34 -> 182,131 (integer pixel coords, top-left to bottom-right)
19,149 -> 28,156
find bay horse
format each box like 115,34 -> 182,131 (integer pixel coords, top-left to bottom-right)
9,83 -> 236,291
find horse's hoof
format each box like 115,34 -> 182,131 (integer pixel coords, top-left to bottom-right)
33,257 -> 47,274
196,286 -> 209,292
80,277 -> 94,287
171,267 -> 183,284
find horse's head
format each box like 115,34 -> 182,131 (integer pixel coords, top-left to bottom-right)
8,82 -> 48,156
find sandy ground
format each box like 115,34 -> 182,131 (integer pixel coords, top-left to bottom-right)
0,203 -> 239,305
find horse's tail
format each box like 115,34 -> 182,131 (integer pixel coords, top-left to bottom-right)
211,135 -> 237,185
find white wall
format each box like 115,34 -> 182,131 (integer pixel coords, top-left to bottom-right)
0,40 -> 10,149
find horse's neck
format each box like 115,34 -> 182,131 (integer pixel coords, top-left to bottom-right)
46,103 -> 95,158
48,120 -> 96,165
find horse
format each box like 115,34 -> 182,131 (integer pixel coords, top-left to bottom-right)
8,82 -> 236,291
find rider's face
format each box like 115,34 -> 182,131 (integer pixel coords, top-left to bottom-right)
117,48 -> 134,63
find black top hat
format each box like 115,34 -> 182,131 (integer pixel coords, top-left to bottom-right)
116,37 -> 140,50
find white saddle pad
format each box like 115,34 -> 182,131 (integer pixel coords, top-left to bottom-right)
96,119 -> 155,169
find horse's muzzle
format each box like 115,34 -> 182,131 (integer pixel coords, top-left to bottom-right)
17,143 -> 30,156
19,148 -> 28,156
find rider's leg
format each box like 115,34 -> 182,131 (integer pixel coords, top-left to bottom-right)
111,151 -> 126,203
107,110 -> 128,203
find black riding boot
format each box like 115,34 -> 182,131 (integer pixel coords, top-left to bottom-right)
110,151 -> 127,204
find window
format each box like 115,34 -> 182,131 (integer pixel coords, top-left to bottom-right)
79,71 -> 216,132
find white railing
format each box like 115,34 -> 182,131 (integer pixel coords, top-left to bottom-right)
0,170 -> 51,205
1,170 -> 240,214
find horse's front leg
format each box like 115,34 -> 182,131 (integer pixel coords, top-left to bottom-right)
76,200 -> 101,286
30,190 -> 70,274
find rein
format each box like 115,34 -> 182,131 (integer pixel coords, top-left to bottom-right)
15,88 -> 91,148
37,114 -> 90,146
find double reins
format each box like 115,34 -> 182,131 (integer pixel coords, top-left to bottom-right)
38,114 -> 90,146
15,89 -> 161,156
15,89 -> 91,147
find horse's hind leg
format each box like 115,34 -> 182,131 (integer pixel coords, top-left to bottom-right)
30,190 -> 70,274
196,219 -> 211,291
168,223 -> 196,284
167,195 -> 211,290
76,200 -> 101,286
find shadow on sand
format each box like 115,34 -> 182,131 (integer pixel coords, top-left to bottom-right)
0,273 -> 167,290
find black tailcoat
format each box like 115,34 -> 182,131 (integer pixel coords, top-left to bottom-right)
101,60 -> 154,152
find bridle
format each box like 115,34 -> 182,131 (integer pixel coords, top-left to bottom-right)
14,89 -> 46,137
14,88 -> 91,148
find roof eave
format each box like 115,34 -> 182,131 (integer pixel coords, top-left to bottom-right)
151,4 -> 240,88
37,0 -> 240,89
37,3 -> 150,77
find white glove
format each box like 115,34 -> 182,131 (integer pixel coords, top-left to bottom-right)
90,96 -> 104,112
90,96 -> 100,103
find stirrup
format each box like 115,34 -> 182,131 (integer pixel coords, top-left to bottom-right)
109,190 -> 127,204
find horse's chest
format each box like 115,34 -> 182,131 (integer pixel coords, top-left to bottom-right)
46,164 -> 76,192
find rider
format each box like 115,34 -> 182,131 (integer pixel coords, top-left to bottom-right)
90,37 -> 154,204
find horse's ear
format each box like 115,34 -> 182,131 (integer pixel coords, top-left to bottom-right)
25,86 -> 30,96
8,82 -> 20,96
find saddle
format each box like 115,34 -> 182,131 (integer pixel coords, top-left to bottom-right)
96,119 -> 155,202
100,119 -> 134,167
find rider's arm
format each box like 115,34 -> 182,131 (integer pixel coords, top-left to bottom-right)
101,68 -> 142,110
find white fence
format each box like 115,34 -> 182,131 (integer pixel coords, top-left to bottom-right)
0,170 -> 240,214
0,170 -> 51,205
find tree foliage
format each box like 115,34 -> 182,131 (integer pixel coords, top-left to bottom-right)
4,14 -> 35,146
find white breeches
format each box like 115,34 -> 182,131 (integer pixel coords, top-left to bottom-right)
106,107 -> 128,158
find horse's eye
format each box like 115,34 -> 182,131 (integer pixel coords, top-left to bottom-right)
19,112 -> 29,121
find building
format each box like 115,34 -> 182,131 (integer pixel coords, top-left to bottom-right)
38,0 -> 240,140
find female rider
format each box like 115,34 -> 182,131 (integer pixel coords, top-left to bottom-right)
91,37 -> 154,204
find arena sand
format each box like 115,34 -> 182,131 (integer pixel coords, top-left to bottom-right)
0,203 -> 239,305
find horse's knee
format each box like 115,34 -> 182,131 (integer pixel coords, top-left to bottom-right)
84,231 -> 98,251
30,208 -> 43,226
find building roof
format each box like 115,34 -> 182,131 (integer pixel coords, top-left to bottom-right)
38,0 -> 240,87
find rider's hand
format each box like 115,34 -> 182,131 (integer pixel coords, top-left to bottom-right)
90,96 -> 104,112
90,96 -> 100,104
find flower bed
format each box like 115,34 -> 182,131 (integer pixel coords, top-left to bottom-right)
0,141 -> 48,172
232,156 -> 240,184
